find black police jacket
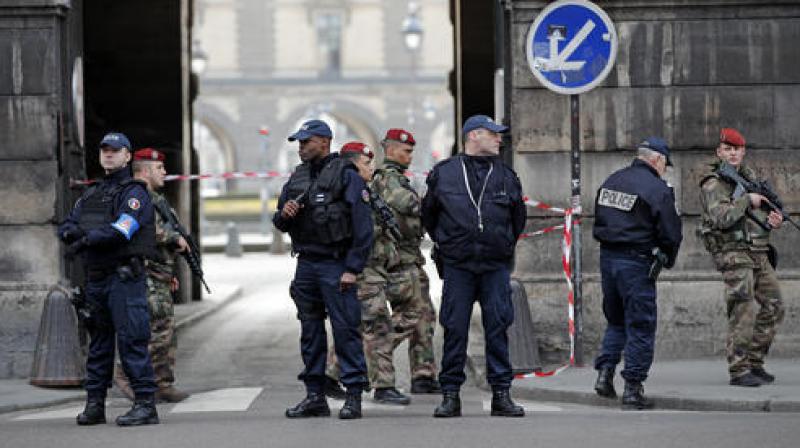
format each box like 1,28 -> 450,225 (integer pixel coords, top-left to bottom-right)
59,168 -> 157,268
273,153 -> 373,274
592,159 -> 683,267
422,154 -> 526,272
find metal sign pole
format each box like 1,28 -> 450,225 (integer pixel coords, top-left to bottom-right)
570,93 -> 583,366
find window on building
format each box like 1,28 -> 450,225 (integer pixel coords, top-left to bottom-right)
314,10 -> 343,78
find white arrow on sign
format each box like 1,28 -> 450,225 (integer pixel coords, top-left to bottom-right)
535,19 -> 596,72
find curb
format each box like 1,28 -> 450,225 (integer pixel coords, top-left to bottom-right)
1,286 -> 244,416
511,386 -> 800,413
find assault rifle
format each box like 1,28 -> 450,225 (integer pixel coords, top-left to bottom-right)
366,187 -> 403,241
153,200 -> 212,294
717,162 -> 800,232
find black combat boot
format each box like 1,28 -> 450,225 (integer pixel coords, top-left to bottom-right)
490,389 -> 525,417
750,367 -> 775,384
338,392 -> 362,420
729,372 -> 763,387
324,376 -> 347,400
373,387 -> 411,405
116,395 -> 160,426
410,377 -> 442,394
285,392 -> 331,418
621,381 -> 654,410
76,394 -> 106,426
433,391 -> 461,418
594,367 -> 617,398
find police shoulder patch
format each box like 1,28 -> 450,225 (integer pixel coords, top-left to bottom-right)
127,197 -> 141,210
597,188 -> 637,212
361,189 -> 370,203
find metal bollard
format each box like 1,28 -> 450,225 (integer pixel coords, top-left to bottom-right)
29,285 -> 86,386
507,279 -> 542,374
225,221 -> 243,257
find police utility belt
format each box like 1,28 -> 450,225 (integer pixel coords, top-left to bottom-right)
599,243 -> 656,260
87,257 -> 144,281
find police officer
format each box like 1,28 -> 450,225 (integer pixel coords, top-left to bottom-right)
592,137 -> 683,410
422,115 -> 526,418
698,128 -> 784,387
113,148 -> 190,403
58,132 -> 159,426
325,141 -> 412,405
274,120 -> 372,420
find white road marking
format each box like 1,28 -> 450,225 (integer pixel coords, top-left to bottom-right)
170,387 -> 263,413
14,405 -> 86,421
481,400 -> 562,412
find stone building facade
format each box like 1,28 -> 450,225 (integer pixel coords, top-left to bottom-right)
501,1 -> 800,363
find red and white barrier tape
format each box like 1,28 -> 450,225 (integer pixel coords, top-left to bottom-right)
514,202 -> 576,379
71,169 -> 431,187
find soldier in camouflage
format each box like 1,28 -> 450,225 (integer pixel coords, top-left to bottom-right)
698,128 -> 785,387
114,148 -> 190,402
372,129 -> 439,395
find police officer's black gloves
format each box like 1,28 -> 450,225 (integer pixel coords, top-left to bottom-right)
65,236 -> 89,259
61,227 -> 86,244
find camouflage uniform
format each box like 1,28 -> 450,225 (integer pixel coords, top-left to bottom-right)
372,160 -> 437,382
698,161 -> 784,378
116,191 -> 180,390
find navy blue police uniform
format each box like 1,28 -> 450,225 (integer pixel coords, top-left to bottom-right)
273,151 -> 372,398
422,152 -> 526,394
58,166 -> 157,400
592,141 -> 682,388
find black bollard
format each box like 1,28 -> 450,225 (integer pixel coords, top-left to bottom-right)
507,279 -> 542,374
29,285 -> 85,386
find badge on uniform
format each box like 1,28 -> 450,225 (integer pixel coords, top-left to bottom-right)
127,198 -> 141,210
111,213 -> 140,240
597,188 -> 637,211
361,189 -> 370,203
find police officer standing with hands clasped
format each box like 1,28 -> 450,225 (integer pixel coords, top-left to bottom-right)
58,132 -> 160,426
422,115 -> 526,418
592,137 -> 682,410
273,120 -> 372,420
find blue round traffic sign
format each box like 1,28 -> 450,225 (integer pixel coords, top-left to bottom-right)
525,0 -> 617,95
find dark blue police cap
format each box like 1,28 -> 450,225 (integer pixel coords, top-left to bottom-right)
638,136 -> 672,166
99,132 -> 131,150
288,120 -> 333,142
462,114 -> 508,135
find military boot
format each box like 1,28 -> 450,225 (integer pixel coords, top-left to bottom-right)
621,381 -> 654,410
433,391 -> 461,418
729,372 -> 763,387
324,376 -> 347,400
373,387 -> 411,405
76,394 -> 106,426
116,395 -> 160,426
410,377 -> 442,394
285,393 -> 331,418
156,386 -> 190,403
750,367 -> 775,384
338,392 -> 362,420
594,367 -> 617,398
490,389 -> 525,417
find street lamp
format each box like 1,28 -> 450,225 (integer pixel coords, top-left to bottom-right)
191,39 -> 208,76
401,2 -> 423,51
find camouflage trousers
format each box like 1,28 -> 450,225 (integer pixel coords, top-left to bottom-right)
116,275 -> 176,389
327,265 -> 437,389
713,250 -> 784,378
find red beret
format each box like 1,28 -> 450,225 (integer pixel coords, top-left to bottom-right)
340,141 -> 374,159
720,128 -> 745,147
133,148 -> 165,162
384,128 -> 416,145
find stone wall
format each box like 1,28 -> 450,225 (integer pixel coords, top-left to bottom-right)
509,1 -> 800,363
0,2 -> 69,378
